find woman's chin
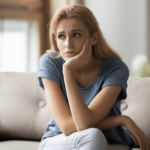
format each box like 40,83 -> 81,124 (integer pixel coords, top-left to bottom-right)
65,57 -> 71,61
65,58 -> 70,62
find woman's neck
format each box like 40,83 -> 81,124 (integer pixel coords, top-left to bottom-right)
74,56 -> 102,76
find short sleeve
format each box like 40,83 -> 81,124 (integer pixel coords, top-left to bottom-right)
37,53 -> 61,91
102,64 -> 129,102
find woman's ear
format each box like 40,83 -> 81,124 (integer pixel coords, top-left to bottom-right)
91,31 -> 98,45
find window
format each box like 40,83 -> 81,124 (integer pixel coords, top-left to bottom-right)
0,0 -> 50,72
0,19 -> 39,72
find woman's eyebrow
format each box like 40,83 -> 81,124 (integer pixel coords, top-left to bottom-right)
57,29 -> 83,34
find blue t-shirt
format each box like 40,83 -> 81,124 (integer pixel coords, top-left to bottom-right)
37,51 -> 136,150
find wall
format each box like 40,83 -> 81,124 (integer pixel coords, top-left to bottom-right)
85,0 -> 149,72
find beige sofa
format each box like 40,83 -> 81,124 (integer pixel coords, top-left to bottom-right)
0,72 -> 149,150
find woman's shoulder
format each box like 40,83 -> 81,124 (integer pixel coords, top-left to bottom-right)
39,51 -> 55,61
104,57 -> 127,68
103,57 -> 129,78
103,57 -> 129,75
39,51 -> 63,66
104,57 -> 122,63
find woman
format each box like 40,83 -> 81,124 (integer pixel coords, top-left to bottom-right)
37,4 -> 150,150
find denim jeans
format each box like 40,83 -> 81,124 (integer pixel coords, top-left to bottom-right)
38,128 -> 130,150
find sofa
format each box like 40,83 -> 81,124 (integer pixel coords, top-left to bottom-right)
0,72 -> 149,150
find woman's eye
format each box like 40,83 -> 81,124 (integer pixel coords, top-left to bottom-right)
73,33 -> 81,37
58,33 -> 81,39
58,35 -> 65,39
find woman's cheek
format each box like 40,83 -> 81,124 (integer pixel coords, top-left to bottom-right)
56,40 -> 61,46
57,41 -> 63,50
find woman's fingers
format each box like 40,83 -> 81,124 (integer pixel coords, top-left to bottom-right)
142,132 -> 150,150
137,136 -> 142,149
80,40 -> 86,59
82,38 -> 91,64
146,140 -> 150,150
144,135 -> 148,150
86,39 -> 90,59
138,132 -> 150,150
123,117 -> 150,150
136,133 -> 144,150
84,39 -> 89,63
145,136 -> 150,150
87,39 -> 92,60
141,133 -> 147,150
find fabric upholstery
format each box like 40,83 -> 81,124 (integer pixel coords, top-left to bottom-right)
121,77 -> 150,143
0,72 -> 149,150
0,72 -> 52,140
0,140 -> 39,150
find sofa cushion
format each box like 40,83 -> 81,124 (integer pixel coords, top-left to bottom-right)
0,72 -> 51,140
0,140 -> 140,150
0,140 -> 40,150
121,77 -> 150,142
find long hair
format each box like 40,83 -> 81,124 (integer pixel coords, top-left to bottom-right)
48,4 -> 122,60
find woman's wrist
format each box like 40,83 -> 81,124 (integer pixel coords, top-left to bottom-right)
121,115 -> 131,126
95,115 -> 126,130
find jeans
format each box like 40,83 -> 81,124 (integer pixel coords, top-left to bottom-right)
38,128 -> 130,150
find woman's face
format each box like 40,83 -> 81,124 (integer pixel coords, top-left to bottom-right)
55,18 -> 91,62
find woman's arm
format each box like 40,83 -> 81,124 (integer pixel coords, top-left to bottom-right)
65,115 -> 126,136
123,116 -> 150,150
63,67 -> 93,131
63,66 -> 123,131
95,115 -> 126,130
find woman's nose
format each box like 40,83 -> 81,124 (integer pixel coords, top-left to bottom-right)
65,37 -> 72,48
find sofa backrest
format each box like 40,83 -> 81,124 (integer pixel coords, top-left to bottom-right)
121,77 -> 150,142
0,72 -> 52,141
0,72 -> 150,142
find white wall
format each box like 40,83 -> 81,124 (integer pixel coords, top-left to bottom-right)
85,0 -> 148,72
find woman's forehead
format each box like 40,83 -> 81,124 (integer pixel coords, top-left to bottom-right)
56,18 -> 88,33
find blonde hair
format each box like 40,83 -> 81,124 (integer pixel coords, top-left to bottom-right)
48,4 -> 122,60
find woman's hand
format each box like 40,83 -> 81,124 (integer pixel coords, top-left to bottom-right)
63,38 -> 93,71
123,116 -> 150,150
